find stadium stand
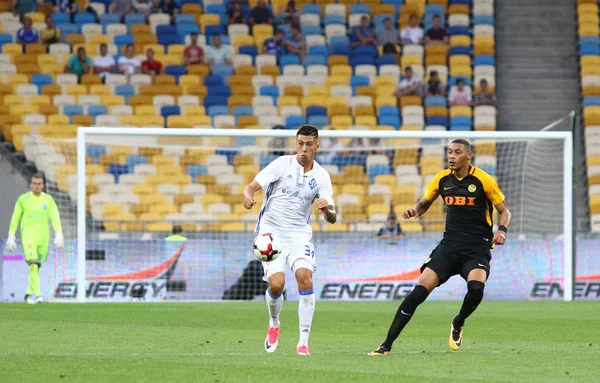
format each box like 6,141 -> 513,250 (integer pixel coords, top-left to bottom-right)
578,0 -> 600,232
0,0 -> 500,234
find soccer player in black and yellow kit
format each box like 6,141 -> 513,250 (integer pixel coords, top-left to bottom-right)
369,139 -> 512,355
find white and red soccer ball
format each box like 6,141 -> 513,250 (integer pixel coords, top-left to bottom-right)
252,233 -> 282,262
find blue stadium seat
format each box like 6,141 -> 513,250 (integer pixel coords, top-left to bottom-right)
350,4 -> 370,15
203,96 -> 228,108
427,116 -> 449,127
239,45 -> 258,59
324,14 -> 345,25
126,154 -> 147,172
204,74 -> 224,86
583,97 -> 600,107
373,15 -> 394,27
580,44 -> 600,56
474,56 -> 495,66
332,155 -> 366,167
186,165 -> 208,178
63,105 -> 84,117
207,85 -> 232,97
125,14 -> 145,26
260,86 -> 279,99
301,4 -> 321,15
280,54 -> 301,67
376,55 -> 397,67
114,34 -> 134,47
108,165 -> 130,181
378,106 -> 399,116
92,0 -> 111,13
59,24 -> 78,42
307,115 -> 329,127
350,75 -> 370,87
379,115 -> 401,129
177,24 -> 200,38
165,65 -> 187,79
473,15 -> 494,25
74,13 -> 95,26
158,35 -> 180,46
304,55 -> 327,66
215,149 -> 239,164
580,36 -> 599,45
114,84 -> 135,98
448,26 -> 469,36
52,13 -> 71,25
307,45 -> 328,57
450,46 -> 472,56
260,155 -> 278,168
451,0 -> 472,6
233,106 -> 253,117
350,55 -> 376,67
205,25 -> 225,37
368,165 -> 392,182
302,25 -> 322,36
175,14 -> 196,25
88,105 -> 108,117
87,145 -> 107,159
285,115 -> 306,130
100,14 -> 121,28
207,105 -> 230,116
31,74 -> 52,92
450,116 -> 472,130
306,106 -> 327,117
161,105 -> 180,117
211,65 -> 234,77
425,96 -> 447,107
352,45 -> 378,57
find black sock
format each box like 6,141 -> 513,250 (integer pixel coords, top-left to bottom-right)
454,281 -> 485,327
382,285 -> 429,350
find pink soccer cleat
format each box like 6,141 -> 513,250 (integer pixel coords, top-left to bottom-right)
296,345 -> 310,356
264,327 -> 280,353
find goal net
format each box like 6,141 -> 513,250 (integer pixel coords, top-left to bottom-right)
13,128 -> 574,302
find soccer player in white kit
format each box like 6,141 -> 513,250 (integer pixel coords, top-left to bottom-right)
243,125 -> 337,356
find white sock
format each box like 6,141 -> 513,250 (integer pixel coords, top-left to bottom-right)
265,289 -> 283,328
298,290 -> 315,347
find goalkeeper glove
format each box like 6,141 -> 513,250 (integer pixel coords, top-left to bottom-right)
54,232 -> 64,249
5,234 -> 16,252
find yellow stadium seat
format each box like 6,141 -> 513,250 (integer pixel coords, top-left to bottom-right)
200,14 -> 220,33
450,105 -> 472,117
132,184 -> 156,195
4,95 -> 24,105
8,74 -> 29,85
135,105 -> 158,116
179,74 -> 201,87
342,184 -> 367,195
374,174 -> 396,186
375,96 -> 397,108
426,106 -> 448,117
140,194 -> 168,205
252,24 -> 273,37
139,115 -> 165,127
328,55 -> 348,66
400,96 -> 422,107
11,104 -> 39,115
401,55 -> 422,70
585,106 -> 600,125
474,36 -> 495,56
450,35 -> 471,47
330,115 -> 353,129
100,95 -> 125,106
451,64 -> 472,76
120,116 -> 140,126
149,154 -> 174,166
326,75 -> 351,87
47,114 -> 70,125
2,43 -> 23,55
330,65 -> 352,77
392,185 -> 418,205
367,203 -> 390,218
355,115 -> 377,128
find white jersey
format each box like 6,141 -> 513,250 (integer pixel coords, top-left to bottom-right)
254,155 -> 334,240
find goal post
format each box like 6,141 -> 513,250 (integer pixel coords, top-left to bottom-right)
71,127 -> 574,303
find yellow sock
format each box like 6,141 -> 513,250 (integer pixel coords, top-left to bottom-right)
26,264 -> 34,295
30,264 -> 41,297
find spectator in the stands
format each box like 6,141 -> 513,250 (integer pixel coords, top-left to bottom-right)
227,0 -> 245,24
12,0 -> 36,21
284,25 -> 305,63
394,66 -> 422,98
425,70 -> 446,96
400,14 -> 423,45
118,44 -> 141,80
184,32 -> 205,67
449,78 -> 472,106
376,213 -> 404,240
353,15 -> 376,48
93,43 -> 116,81
317,129 -> 342,164
132,0 -> 152,20
205,35 -> 232,66
425,15 -> 448,45
346,138 -> 365,156
249,0 -> 273,26
64,46 -> 91,80
157,0 -> 177,24
377,18 -> 400,54
142,48 -> 164,80
268,125 -> 286,156
51,0 -> 77,22
278,0 -> 299,25
368,138 -> 387,156
40,16 -> 60,45
262,29 -> 285,58
16,16 -> 39,45
471,79 -> 497,107
110,0 -> 133,22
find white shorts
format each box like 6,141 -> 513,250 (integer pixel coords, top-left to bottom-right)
261,239 -> 316,282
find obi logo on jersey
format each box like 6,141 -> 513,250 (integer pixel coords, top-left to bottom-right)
309,178 -> 317,190
444,196 -> 476,206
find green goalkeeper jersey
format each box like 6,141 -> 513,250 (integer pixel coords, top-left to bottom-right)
9,192 -> 62,240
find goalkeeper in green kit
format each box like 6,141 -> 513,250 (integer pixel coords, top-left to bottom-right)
5,173 -> 64,304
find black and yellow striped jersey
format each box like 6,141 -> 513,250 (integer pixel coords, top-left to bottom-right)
424,165 -> 505,247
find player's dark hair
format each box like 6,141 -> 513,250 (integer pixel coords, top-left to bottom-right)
451,139 -> 472,152
30,172 -> 45,182
296,125 -> 319,139
172,225 -> 183,234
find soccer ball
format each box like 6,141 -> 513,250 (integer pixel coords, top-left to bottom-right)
252,233 -> 282,262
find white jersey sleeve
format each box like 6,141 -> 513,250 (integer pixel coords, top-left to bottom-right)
254,156 -> 286,190
318,173 -> 335,207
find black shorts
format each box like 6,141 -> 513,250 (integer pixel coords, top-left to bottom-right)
420,240 -> 491,286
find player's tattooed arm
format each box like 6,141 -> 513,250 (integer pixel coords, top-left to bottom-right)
316,199 -> 336,224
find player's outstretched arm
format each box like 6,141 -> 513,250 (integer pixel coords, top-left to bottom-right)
492,201 -> 512,246
6,197 -> 23,251
316,198 -> 336,224
402,197 -> 434,219
243,180 -> 262,210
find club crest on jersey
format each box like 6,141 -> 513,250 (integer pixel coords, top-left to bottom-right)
42,204 -> 48,210
468,184 -> 477,193
309,178 -> 317,190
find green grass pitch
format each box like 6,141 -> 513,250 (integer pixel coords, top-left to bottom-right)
0,301 -> 599,382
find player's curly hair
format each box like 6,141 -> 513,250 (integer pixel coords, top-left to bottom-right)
296,125 -> 319,139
